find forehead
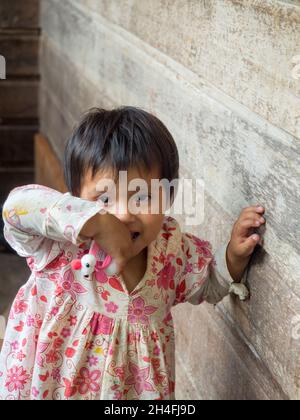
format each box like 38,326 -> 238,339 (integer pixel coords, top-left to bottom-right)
82,165 -> 161,189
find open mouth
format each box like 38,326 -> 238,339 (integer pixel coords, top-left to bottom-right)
131,232 -> 140,241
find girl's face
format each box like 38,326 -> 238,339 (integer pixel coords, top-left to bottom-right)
80,165 -> 166,254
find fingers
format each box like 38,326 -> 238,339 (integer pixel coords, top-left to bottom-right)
237,234 -> 261,257
114,232 -> 144,274
236,214 -> 265,238
240,215 -> 265,229
230,205 -> 266,260
241,205 -> 265,215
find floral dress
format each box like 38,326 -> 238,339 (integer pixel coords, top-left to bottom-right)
0,184 -> 240,400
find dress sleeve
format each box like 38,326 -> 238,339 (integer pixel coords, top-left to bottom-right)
2,184 -> 104,270
173,232 -> 249,306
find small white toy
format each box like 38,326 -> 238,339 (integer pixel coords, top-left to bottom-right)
71,240 -> 118,280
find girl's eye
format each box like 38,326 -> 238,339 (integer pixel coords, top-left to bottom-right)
99,195 -> 110,205
98,194 -> 150,205
137,194 -> 151,203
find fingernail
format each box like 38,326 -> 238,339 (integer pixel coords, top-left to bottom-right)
252,234 -> 259,241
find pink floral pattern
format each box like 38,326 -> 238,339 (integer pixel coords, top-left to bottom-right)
74,368 -> 101,395
0,184 -> 233,400
125,362 -> 155,395
56,268 -> 88,300
128,297 -> 157,325
157,262 -> 176,290
105,302 -> 118,313
5,366 -> 30,393
90,313 -> 113,336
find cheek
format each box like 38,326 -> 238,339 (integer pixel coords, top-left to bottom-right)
141,215 -> 165,239
151,190 -> 167,214
79,185 -> 95,201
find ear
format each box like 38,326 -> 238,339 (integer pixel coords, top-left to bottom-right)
71,259 -> 82,270
101,255 -> 112,269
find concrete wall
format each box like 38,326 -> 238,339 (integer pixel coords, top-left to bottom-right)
39,0 -> 300,400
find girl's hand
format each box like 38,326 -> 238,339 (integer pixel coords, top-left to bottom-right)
226,205 -> 266,282
80,212 -> 142,274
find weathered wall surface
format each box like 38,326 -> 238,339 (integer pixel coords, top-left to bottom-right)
39,0 -> 300,399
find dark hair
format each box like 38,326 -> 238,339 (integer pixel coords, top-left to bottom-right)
63,106 -> 179,198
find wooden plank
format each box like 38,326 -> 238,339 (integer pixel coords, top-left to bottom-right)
0,33 -> 39,76
40,30 -> 300,398
39,0 -> 300,400
39,36 -> 114,158
0,167 -> 34,204
0,0 -> 40,29
0,125 -> 36,165
176,173 -> 300,399
173,302 -> 289,400
0,80 -> 38,119
34,133 -> 67,193
40,35 -> 300,268
47,0 -> 299,139
40,53 -> 300,396
41,45 -> 297,399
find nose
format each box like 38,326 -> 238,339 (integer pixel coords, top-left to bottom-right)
115,200 -> 137,223
116,209 -> 136,224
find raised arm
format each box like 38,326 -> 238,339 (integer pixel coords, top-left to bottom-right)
2,184 -> 104,269
2,184 -> 142,274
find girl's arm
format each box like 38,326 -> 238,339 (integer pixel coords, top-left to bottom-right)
2,184 -> 104,270
174,232 -> 249,306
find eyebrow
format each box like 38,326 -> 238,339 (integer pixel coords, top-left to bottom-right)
93,186 -> 152,196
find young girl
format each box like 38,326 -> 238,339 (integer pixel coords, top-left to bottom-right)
0,107 -> 265,400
